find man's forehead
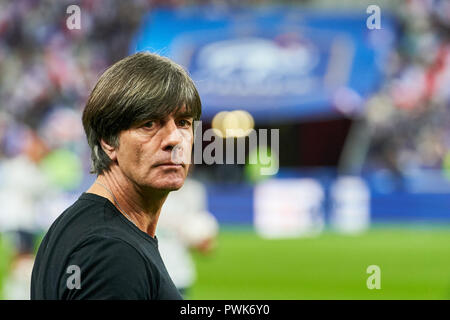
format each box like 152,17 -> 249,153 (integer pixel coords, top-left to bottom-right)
169,105 -> 194,118
134,105 -> 195,125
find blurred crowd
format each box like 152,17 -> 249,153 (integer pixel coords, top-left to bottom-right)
365,0 -> 450,177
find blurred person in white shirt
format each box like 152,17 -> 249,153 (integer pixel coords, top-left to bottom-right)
0,130 -> 49,300
156,178 -> 219,298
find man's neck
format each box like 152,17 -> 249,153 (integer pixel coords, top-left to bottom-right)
86,168 -> 169,238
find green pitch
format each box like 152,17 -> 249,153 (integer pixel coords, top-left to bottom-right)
190,225 -> 450,300
0,225 -> 449,300
0,236 -> 13,300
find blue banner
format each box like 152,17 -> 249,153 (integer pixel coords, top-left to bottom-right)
131,6 -> 397,122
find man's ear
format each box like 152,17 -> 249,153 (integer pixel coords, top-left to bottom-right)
100,138 -> 117,162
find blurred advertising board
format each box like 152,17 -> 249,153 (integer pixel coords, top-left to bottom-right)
253,178 -> 325,238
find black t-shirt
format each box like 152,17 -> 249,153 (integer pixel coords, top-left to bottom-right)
31,193 -> 182,300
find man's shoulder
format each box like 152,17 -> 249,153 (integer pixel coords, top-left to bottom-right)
49,193 -> 122,235
71,234 -> 147,264
40,193 -> 135,257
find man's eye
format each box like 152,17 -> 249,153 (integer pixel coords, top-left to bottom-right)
178,119 -> 192,128
142,121 -> 154,128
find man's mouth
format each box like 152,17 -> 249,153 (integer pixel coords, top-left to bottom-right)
154,162 -> 184,168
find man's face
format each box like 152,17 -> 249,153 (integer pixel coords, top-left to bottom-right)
113,108 -> 194,191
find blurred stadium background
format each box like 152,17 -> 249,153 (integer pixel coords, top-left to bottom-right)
0,0 -> 450,300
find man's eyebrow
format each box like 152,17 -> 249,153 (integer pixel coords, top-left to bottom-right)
173,110 -> 195,118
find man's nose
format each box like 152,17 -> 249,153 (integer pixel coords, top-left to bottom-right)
161,120 -> 182,151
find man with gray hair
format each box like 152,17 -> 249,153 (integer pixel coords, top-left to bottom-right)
31,52 -> 202,299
